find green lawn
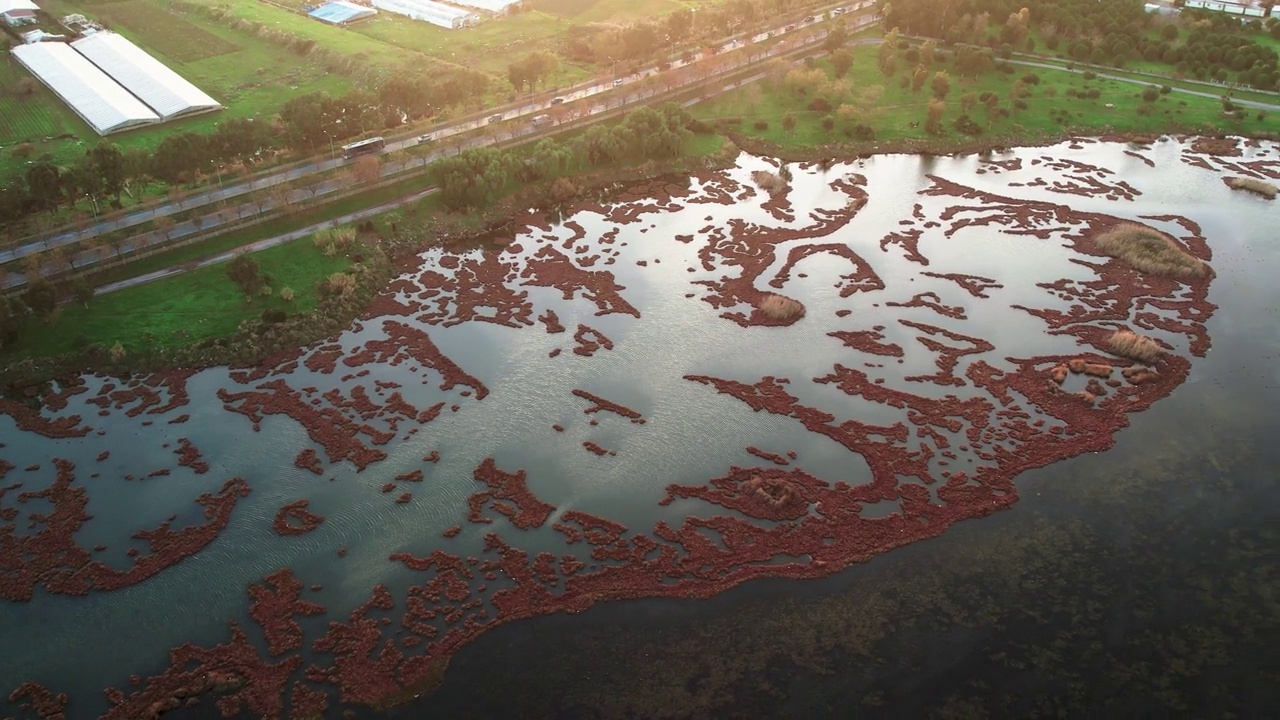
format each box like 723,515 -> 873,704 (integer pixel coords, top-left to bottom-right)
7,235 -> 352,359
694,45 -> 1275,148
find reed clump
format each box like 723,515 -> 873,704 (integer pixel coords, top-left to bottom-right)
1093,224 -> 1206,279
1107,329 -> 1163,364
751,170 -> 788,197
1226,176 -> 1278,199
759,293 -> 804,321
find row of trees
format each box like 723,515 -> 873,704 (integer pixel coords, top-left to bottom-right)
881,0 -> 1279,89
434,103 -> 694,211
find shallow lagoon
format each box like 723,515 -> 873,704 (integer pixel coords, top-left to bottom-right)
1,136 -> 1276,718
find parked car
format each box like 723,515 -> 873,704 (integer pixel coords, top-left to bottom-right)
532,114 -> 552,127
550,97 -> 565,105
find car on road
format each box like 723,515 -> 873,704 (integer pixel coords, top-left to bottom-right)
785,24 -> 795,31
613,79 -> 623,87
488,113 -> 504,124
532,114 -> 552,127
418,134 -> 431,142
550,97 -> 565,105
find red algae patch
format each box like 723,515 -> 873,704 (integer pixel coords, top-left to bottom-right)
1,460 -> 250,601
571,324 -> 614,357
248,569 -> 325,656
273,500 -> 324,536
466,458 -> 555,530
7,681 -> 67,719
294,449 -> 324,476
572,389 -> 645,424
582,441 -> 616,457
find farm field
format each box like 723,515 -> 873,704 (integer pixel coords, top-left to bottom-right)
0,0 -> 353,176
0,55 -> 92,150
694,44 -> 1276,148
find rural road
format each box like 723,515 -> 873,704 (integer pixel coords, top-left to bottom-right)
0,2 -> 876,284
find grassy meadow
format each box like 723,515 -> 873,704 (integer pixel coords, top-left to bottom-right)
694,43 -> 1276,148
7,234 -> 352,359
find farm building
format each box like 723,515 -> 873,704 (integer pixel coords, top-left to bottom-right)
70,32 -> 221,121
1183,0 -> 1266,16
446,0 -> 520,13
308,1 -> 378,25
370,0 -> 477,29
10,41 -> 159,135
0,0 -> 39,27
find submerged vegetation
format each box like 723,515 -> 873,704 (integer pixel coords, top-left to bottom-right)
1093,224 -> 1207,279
1107,329 -> 1163,364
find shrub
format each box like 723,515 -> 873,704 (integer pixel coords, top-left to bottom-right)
1082,70 -> 1097,80
108,341 -> 126,363
807,97 -> 832,113
821,116 -> 835,132
1142,86 -> 1159,102
261,309 -> 287,324
852,123 -> 876,140
1107,329 -> 1163,364
11,143 -> 34,160
752,120 -> 769,131
758,294 -> 804,321
953,114 -> 983,136
751,170 -> 788,196
279,287 -> 295,302
328,272 -> 357,299
1021,72 -> 1040,85
1160,84 -> 1172,95
1093,224 -> 1206,278
1087,88 -> 1101,99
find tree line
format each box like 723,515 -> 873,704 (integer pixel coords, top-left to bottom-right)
880,0 -> 1279,89
434,103 -> 694,211
0,67 -> 491,229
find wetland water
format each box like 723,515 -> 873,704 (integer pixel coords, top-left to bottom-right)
1,137 -> 1276,718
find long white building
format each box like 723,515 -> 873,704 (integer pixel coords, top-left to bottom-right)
371,0 -> 476,29
71,31 -> 221,121
446,0 -> 519,12
11,41 -> 159,135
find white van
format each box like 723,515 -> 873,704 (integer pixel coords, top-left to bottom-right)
532,114 -> 552,127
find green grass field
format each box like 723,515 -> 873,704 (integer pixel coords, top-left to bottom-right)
694,44 -> 1275,148
6,234 -> 352,359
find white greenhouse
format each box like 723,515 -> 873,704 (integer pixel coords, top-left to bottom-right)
445,0 -> 519,13
371,0 -> 476,29
71,32 -> 221,121
10,42 -> 159,135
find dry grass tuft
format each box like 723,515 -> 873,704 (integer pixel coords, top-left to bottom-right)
1093,224 -> 1206,279
1107,329 -> 1163,364
751,170 -> 789,197
759,293 -> 805,321
1226,176 -> 1278,199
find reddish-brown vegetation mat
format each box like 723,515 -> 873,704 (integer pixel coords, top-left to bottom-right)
273,500 -> 324,537
0,459 -> 250,601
